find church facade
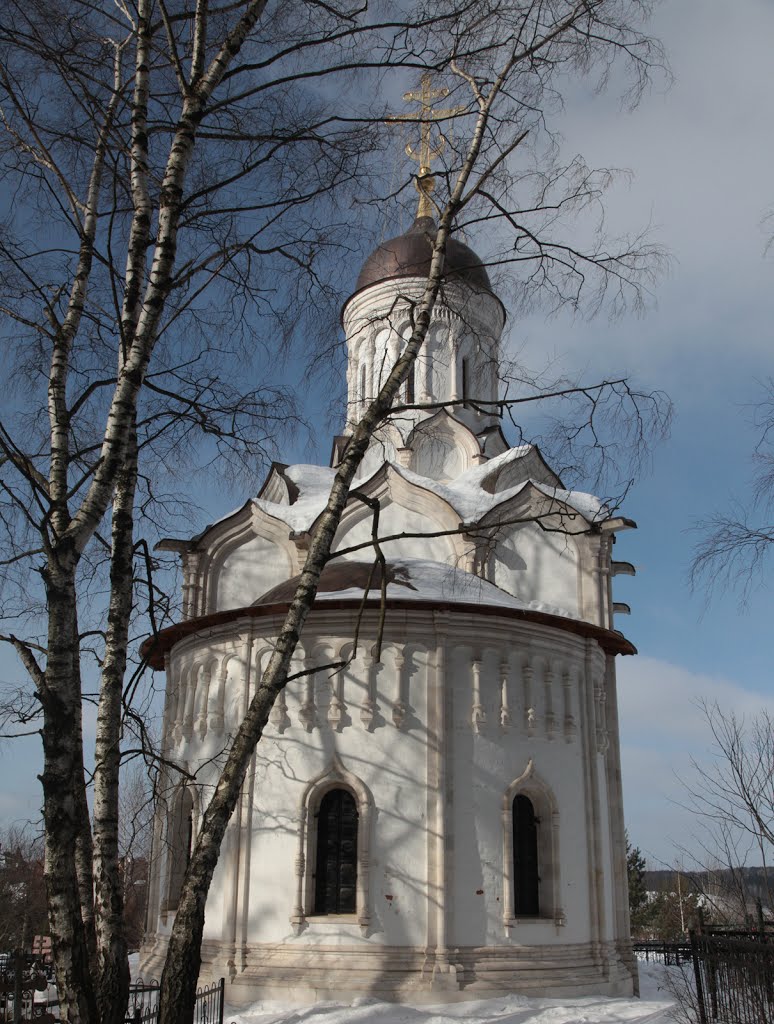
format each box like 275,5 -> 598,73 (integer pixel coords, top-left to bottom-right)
140,214 -> 639,1005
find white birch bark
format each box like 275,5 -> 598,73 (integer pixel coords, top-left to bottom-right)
39,5 -> 272,1021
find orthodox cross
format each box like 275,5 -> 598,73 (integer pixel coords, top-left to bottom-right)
388,74 -> 465,218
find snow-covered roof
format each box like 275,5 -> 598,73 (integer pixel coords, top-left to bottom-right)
256,556 -> 574,619
250,445 -> 607,536
394,451 -> 607,524
253,464 -> 337,533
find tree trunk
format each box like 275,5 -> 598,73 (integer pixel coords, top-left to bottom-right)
41,557 -> 98,1024
74,650 -> 99,982
92,421 -> 138,1024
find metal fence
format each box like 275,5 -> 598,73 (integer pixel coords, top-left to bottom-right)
124,978 -> 224,1024
0,974 -> 224,1024
632,940 -> 693,965
690,931 -> 774,1024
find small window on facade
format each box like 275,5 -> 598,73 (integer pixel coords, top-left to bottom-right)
314,788 -> 358,914
513,794 -> 539,916
360,364 -> 367,403
167,788 -> 194,911
461,357 -> 469,403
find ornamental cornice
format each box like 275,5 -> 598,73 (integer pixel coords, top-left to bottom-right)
145,596 -> 635,670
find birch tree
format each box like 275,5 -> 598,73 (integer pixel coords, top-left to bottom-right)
675,701 -> 774,924
0,1 -> 669,1022
0,3 -> 404,1019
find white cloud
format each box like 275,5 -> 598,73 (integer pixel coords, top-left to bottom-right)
617,655 -> 774,865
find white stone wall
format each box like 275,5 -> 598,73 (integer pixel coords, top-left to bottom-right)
144,606 -> 632,1001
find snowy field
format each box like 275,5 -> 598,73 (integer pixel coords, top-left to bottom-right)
224,964 -> 679,1024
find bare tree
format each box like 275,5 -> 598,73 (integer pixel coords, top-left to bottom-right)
0,827 -> 48,954
118,763 -> 156,952
675,700 -> 774,925
691,379 -> 774,601
0,1 -> 671,1022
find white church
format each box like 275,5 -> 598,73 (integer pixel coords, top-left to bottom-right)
139,202 -> 639,1003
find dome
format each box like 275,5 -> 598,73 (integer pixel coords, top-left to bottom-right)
355,216 -> 492,293
255,557 -> 524,610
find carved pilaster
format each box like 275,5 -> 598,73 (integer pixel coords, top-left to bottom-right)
269,686 -> 290,734
360,649 -> 378,731
195,663 -> 211,740
210,657 -> 228,735
182,550 -> 202,619
499,657 -> 511,731
544,663 -> 556,741
161,654 -> 175,752
172,668 -> 184,745
327,669 -> 345,732
562,667 -> 577,742
298,656 -> 317,733
392,649 -> 407,729
471,658 -> 486,733
523,659 -> 535,737
595,673 -> 609,753
356,796 -> 371,937
290,808 -> 307,935
182,665 -> 196,741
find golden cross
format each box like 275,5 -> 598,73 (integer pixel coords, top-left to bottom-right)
387,74 -> 465,218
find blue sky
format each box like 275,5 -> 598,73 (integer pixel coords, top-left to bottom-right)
516,0 -> 774,866
1,0 -> 772,870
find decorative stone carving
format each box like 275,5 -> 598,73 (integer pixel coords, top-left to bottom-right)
523,660 -> 535,737
392,649 -> 407,729
195,663 -> 212,740
360,649 -> 378,731
499,658 -> 511,731
327,669 -> 346,731
471,658 -> 486,733
269,686 -> 290,734
298,657 -> 317,733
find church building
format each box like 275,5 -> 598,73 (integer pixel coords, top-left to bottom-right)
140,204 -> 639,1004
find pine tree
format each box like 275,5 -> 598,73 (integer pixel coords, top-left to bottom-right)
626,835 -> 650,935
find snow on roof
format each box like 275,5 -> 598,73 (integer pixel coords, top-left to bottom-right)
250,447 -> 606,538
394,457 -> 607,524
301,557 -> 574,619
253,464 -> 337,533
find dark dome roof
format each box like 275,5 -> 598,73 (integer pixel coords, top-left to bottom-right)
355,216 -> 492,293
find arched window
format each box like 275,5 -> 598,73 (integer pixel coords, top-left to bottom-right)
166,787 -> 194,911
502,762 -> 564,929
314,788 -> 358,914
513,794 -> 539,916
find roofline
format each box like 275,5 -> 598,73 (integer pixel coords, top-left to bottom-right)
140,598 -> 636,669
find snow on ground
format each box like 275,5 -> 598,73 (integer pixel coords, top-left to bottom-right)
225,964 -> 677,1024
